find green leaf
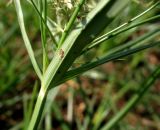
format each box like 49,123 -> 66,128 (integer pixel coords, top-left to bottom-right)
84,14 -> 160,52
14,0 -> 42,80
56,40 -> 160,85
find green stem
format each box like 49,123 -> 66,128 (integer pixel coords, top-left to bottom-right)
93,1 -> 159,43
30,0 -> 58,47
100,66 -> 160,130
39,0 -> 49,73
83,14 -> 160,53
28,86 -> 48,130
58,0 -> 86,48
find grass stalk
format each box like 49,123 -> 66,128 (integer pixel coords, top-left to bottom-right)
28,86 -> 48,130
91,1 -> 160,45
30,0 -> 58,46
84,14 -> 160,53
39,0 -> 49,73
58,0 -> 86,48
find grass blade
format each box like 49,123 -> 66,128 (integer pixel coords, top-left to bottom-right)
56,41 -> 160,85
39,0 -> 49,73
93,1 -> 160,44
84,14 -> 160,53
14,0 -> 42,80
105,28 -> 160,55
58,0 -> 86,48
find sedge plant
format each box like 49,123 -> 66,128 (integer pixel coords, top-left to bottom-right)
13,0 -> 160,129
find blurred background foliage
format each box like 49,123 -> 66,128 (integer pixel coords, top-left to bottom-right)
0,0 -> 160,130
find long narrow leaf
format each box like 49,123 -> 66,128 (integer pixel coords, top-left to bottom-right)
14,0 -> 42,80
93,1 -> 160,44
55,41 -> 160,85
106,28 -> 160,55
84,15 -> 160,53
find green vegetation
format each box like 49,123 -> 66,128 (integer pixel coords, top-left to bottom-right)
0,0 -> 160,130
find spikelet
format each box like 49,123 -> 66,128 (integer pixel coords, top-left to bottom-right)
64,0 -> 73,9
